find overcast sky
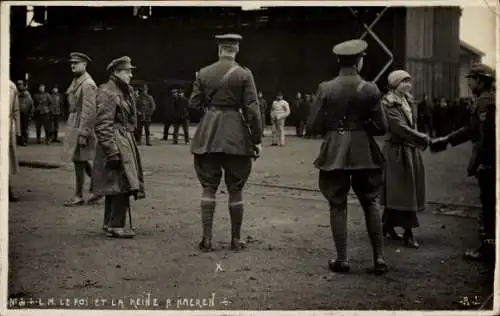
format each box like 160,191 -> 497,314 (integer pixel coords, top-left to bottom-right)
460,6 -> 497,67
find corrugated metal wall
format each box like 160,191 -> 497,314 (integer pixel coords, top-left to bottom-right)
405,7 -> 460,100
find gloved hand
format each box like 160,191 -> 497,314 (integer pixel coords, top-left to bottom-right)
78,135 -> 87,147
253,143 -> 262,159
106,154 -> 122,170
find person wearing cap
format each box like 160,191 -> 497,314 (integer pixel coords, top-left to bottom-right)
380,70 -> 433,249
162,88 -> 178,141
172,88 -> 190,145
189,33 -> 262,251
430,63 -> 496,265
91,56 -> 145,239
33,83 -> 53,144
270,91 -> 291,146
135,84 -> 156,146
16,80 -> 34,146
50,85 -> 63,143
9,80 -> 21,202
62,52 -> 102,207
307,39 -> 388,274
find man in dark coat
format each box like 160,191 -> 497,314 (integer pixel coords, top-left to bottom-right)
417,94 -> 433,136
431,64 -> 496,267
172,89 -> 190,144
50,85 -> 63,142
162,88 -> 177,141
16,80 -> 33,146
307,39 -> 388,275
135,84 -> 156,146
258,91 -> 268,134
92,56 -> 145,239
189,33 -> 262,252
33,83 -> 53,144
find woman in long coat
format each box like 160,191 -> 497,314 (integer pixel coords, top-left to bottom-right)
91,56 -> 145,239
9,80 -> 21,201
381,70 -> 431,248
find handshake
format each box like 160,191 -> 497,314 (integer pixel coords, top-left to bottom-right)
429,136 -> 449,153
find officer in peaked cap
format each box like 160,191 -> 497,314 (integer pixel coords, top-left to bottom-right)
332,39 -> 368,56
189,32 -> 262,252
431,62 -> 496,272
307,38 -> 389,275
69,52 -> 92,63
106,56 -> 136,73
63,51 -> 102,207
90,55 -> 144,239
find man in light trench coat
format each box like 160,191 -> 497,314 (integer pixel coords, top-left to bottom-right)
62,52 -> 102,207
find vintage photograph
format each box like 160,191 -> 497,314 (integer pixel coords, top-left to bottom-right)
4,0 -> 498,313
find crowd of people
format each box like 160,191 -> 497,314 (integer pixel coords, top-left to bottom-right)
8,33 -> 495,299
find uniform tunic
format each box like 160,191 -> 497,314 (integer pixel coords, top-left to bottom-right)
189,56 -> 261,157
189,56 -> 261,191
307,67 -> 387,206
380,91 -> 429,228
136,93 -> 156,122
91,76 -> 145,199
62,72 -> 98,162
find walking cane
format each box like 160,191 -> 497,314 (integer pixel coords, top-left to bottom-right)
128,206 -> 133,230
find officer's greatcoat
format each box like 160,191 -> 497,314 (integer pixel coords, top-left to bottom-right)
380,91 -> 428,212
308,68 -> 387,170
189,56 -> 261,156
91,76 -> 145,198
62,72 -> 98,162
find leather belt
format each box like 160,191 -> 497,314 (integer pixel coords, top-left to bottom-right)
208,105 -> 238,111
327,120 -> 363,135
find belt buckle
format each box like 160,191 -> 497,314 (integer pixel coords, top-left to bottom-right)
337,128 -> 345,135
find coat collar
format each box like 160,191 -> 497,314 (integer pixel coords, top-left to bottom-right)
384,90 -> 416,126
67,72 -> 91,93
339,67 -> 359,77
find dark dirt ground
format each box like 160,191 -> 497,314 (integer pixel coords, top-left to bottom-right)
7,134 -> 495,311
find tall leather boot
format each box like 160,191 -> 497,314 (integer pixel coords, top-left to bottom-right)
363,202 -> 388,275
146,133 -> 152,146
328,205 -> 350,273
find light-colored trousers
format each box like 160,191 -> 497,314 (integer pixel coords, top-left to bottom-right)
271,117 -> 286,146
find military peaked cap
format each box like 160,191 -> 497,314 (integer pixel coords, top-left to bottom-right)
215,33 -> 243,44
106,56 -> 136,72
69,52 -> 92,63
466,63 -> 495,80
333,39 -> 368,56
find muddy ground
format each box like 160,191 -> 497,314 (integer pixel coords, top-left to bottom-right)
8,135 -> 493,311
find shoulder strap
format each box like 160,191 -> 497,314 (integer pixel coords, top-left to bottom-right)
206,65 -> 239,105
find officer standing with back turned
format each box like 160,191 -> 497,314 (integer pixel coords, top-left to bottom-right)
307,39 -> 389,275
189,33 -> 262,252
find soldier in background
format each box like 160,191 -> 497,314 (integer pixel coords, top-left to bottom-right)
291,92 -> 303,136
50,85 -> 63,143
162,88 -> 177,141
172,89 -> 190,144
189,33 -> 262,251
33,83 -> 53,144
258,91 -> 268,135
16,80 -> 33,146
296,93 -> 311,137
135,84 -> 156,146
307,39 -> 388,275
417,93 -> 433,136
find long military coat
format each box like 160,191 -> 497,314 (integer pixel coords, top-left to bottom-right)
307,68 -> 387,171
91,76 -> 145,199
62,72 -> 98,162
380,91 -> 429,212
189,56 -> 262,156
9,81 -> 21,175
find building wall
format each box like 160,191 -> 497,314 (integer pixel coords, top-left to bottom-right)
459,52 -> 482,98
405,7 -> 461,100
